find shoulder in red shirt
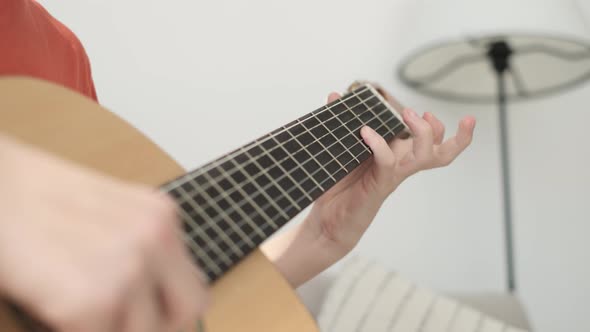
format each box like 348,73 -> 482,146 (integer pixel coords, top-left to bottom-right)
0,0 -> 97,101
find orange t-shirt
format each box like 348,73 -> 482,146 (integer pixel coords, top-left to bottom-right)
0,0 -> 97,101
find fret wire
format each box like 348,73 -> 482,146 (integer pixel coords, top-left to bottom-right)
359,95 -> 391,138
180,147 -> 289,238
177,191 -> 234,269
175,186 -> 233,266
198,119 -> 406,265
177,101 -> 397,230
310,107 -> 365,170
176,209 -> 222,278
244,145 -> 306,213
284,126 -> 338,185
370,84 -> 408,128
193,215 -> 273,257
199,123 -> 407,267
238,146 -> 293,218
162,86 -> 374,191
166,91 -> 376,195
265,134 -> 314,202
270,130 -> 326,192
176,93 -> 383,201
200,172 -> 267,241
184,203 -> 265,246
299,117 -> 349,174
212,167 -> 266,241
175,89 -> 408,259
177,87 -> 409,273
197,172 -> 254,253
343,103 -> 373,155
223,158 -> 279,230
185,191 -> 284,253
183,235 -> 218,280
324,106 -> 361,164
195,112 -> 404,258
182,169 -> 269,243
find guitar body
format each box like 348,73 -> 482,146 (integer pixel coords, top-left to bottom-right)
0,77 -> 318,332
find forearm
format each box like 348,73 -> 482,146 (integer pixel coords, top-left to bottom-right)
261,218 -> 347,288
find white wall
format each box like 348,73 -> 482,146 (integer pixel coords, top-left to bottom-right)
38,1 -> 590,331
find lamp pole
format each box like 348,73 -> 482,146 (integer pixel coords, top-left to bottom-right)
487,41 -> 517,293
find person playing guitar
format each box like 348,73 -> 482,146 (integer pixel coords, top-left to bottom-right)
0,1 -> 476,331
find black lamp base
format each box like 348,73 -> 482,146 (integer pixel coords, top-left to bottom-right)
487,40 -> 517,293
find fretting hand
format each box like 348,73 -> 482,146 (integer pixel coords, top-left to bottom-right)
263,85 -> 476,287
304,89 -> 476,254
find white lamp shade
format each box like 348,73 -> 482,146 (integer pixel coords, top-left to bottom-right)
399,0 -> 590,102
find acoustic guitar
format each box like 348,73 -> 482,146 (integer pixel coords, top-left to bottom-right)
0,77 -> 408,331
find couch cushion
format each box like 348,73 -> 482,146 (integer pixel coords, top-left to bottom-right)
448,293 -> 531,330
306,257 -> 531,332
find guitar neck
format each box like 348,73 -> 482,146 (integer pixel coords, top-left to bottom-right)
161,84 -> 408,281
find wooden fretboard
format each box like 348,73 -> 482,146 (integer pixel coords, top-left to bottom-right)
161,84 -> 408,281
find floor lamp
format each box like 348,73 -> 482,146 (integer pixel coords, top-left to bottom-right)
397,0 -> 590,293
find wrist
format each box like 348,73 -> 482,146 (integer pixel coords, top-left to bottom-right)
299,212 -> 354,263
262,221 -> 347,288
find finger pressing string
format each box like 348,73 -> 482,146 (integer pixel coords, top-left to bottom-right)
360,126 -> 396,190
327,92 -> 340,103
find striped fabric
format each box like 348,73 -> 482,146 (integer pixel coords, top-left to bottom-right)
317,258 -> 529,332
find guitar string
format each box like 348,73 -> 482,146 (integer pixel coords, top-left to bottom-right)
170,91 -> 393,264
192,118 -> 404,275
197,117 -> 402,259
179,96 -> 403,271
184,104 -> 398,236
164,87 -> 405,276
176,92 -> 393,265
173,91 -> 396,206
177,95 -> 397,249
196,119 -> 403,276
161,85 -> 373,192
161,84 -> 380,191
